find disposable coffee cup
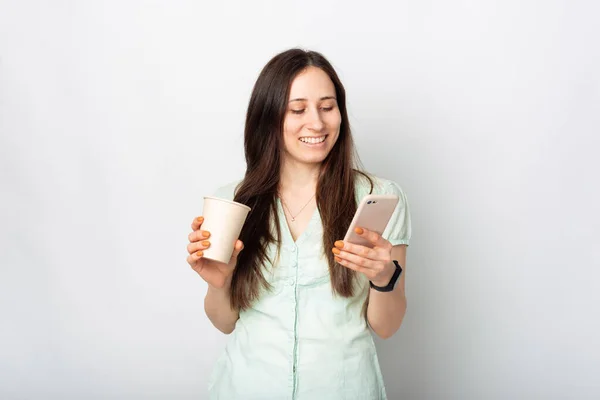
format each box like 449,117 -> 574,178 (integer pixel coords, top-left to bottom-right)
201,196 -> 251,264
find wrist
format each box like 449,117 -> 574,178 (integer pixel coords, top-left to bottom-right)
370,262 -> 396,287
370,260 -> 403,292
208,275 -> 233,293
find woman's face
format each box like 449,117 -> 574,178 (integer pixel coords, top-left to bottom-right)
281,66 -> 341,167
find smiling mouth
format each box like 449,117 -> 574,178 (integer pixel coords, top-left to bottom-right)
299,135 -> 327,144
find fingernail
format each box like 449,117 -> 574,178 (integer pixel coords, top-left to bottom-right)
202,241 -> 210,247
354,227 -> 364,235
202,231 -> 210,238
334,241 -> 344,249
197,216 -> 204,222
332,248 -> 341,255
196,251 -> 203,256
335,256 -> 342,263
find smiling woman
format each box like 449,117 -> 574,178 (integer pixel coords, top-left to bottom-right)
185,48 -> 412,399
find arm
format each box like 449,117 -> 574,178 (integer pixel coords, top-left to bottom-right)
366,244 -> 407,339
204,278 -> 240,334
332,228 -> 408,339
187,216 -> 243,334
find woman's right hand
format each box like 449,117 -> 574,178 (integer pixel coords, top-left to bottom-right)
186,216 -> 244,289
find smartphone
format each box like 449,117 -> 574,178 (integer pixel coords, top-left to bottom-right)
343,194 -> 399,248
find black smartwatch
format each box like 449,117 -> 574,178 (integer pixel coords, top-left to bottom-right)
370,260 -> 403,292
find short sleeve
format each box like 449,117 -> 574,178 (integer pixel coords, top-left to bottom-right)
381,180 -> 412,246
211,180 -> 242,202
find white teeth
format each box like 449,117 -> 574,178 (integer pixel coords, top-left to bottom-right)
300,136 -> 326,144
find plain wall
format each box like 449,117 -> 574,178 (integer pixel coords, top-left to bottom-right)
1,0 -> 599,399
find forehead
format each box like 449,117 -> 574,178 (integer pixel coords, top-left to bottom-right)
288,66 -> 336,100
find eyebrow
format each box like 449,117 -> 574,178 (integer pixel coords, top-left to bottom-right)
289,96 -> 337,103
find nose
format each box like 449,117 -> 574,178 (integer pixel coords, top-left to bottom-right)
307,107 -> 324,132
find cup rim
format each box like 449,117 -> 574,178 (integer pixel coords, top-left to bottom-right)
203,196 -> 251,212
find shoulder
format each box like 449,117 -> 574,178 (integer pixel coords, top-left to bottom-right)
212,179 -> 243,201
354,172 -> 408,200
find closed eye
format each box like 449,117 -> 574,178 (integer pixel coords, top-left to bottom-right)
290,106 -> 335,114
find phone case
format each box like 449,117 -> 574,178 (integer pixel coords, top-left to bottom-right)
343,194 -> 399,248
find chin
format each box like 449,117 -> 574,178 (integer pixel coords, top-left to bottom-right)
304,156 -> 328,165
288,153 -> 329,166
300,148 -> 333,164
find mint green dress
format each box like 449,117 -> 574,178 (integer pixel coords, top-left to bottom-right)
208,174 -> 412,400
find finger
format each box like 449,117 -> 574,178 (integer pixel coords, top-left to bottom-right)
334,256 -> 373,278
188,229 -> 211,243
230,240 -> 245,261
353,227 -> 391,249
333,248 -> 376,270
334,240 -> 378,261
190,216 -> 204,231
187,240 -> 211,254
187,250 -> 205,270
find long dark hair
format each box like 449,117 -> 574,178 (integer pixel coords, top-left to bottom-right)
231,48 -> 372,311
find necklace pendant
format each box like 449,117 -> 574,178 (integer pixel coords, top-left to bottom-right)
291,217 -> 296,222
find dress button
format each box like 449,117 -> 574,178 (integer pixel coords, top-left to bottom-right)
291,262 -> 297,268
290,246 -> 297,253
289,279 -> 295,286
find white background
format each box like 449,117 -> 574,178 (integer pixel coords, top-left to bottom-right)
1,0 -> 599,399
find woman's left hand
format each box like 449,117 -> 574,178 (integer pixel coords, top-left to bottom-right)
332,227 -> 396,287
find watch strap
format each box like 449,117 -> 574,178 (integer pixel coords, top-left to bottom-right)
370,260 -> 403,292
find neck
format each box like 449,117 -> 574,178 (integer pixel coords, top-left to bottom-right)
279,158 -> 321,194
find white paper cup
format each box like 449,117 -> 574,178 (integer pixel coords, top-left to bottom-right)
201,196 -> 251,264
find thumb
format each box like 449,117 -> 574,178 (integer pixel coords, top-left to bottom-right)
230,240 -> 245,261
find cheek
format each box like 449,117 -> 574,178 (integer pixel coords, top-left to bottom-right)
283,118 -> 301,137
283,119 -> 301,148
326,111 -> 342,132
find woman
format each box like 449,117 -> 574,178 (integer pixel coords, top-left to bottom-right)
186,49 -> 411,399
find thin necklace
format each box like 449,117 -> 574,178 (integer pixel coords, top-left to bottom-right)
279,193 -> 315,222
